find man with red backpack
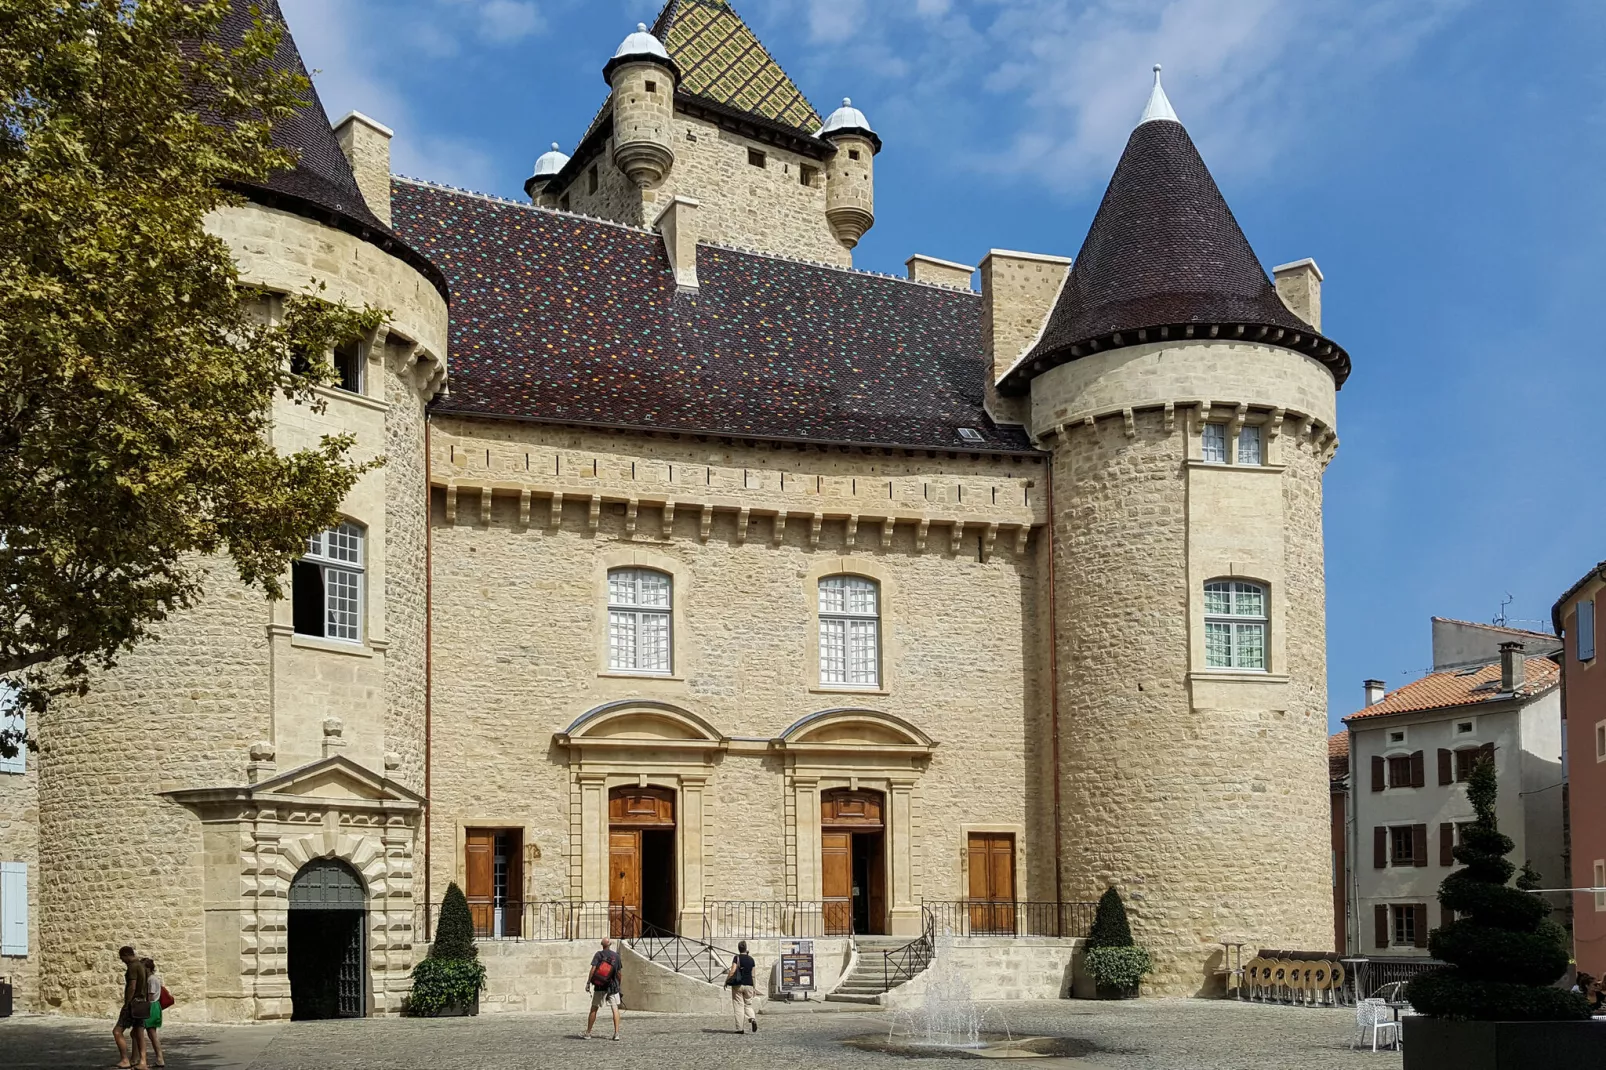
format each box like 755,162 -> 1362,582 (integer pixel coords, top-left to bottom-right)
583,937 -> 623,1041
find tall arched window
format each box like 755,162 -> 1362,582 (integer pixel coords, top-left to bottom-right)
608,568 -> 672,673
819,575 -> 880,687
294,521 -> 365,642
1204,579 -> 1267,671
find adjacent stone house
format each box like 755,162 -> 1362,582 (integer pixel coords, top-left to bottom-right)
1553,561 -> 1606,979
0,0 -> 1355,1018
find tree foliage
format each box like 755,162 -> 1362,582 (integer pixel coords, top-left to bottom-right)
0,0 -> 387,751
1405,758 -> 1589,1021
1087,886 -> 1135,949
430,882 -> 478,962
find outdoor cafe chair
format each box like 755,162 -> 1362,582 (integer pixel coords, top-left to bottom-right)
1352,998 -> 1400,1052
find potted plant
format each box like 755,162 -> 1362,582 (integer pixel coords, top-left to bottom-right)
1083,886 -> 1152,999
1402,758 -> 1601,1068
406,883 -> 487,1017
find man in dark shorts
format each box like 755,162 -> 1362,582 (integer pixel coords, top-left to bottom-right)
584,936 -> 623,1041
113,945 -> 150,1070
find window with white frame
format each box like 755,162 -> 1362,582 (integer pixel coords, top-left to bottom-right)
1595,859 -> 1606,911
1237,424 -> 1263,465
0,860 -> 25,955
1204,580 -> 1267,670
292,522 -> 364,642
1596,720 -> 1605,762
1201,422 -> 1228,464
607,568 -> 672,674
0,699 -> 21,775
819,575 -> 880,687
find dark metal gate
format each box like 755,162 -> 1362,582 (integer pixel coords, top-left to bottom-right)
289,859 -> 367,1019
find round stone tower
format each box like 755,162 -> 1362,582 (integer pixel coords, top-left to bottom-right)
819,98 -> 879,248
32,0 -> 447,1021
605,23 -> 678,188
997,69 -> 1351,995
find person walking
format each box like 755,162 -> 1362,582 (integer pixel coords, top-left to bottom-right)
583,936 -> 623,1041
141,958 -> 166,1068
112,945 -> 150,1070
725,940 -> 758,1034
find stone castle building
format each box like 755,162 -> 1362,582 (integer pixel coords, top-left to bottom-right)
0,0 -> 1352,1018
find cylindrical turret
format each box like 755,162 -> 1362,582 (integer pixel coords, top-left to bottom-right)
605,23 -> 677,188
525,142 -> 570,206
820,98 -> 879,249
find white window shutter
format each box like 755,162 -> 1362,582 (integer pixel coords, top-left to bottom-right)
0,707 -> 23,775
0,862 -> 26,955
1580,600 -> 1597,662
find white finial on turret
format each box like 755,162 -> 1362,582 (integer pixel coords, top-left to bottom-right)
1138,63 -> 1179,126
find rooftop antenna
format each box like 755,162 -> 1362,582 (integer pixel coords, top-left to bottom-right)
1494,592 -> 1513,628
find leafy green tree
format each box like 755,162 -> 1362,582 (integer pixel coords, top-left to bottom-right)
1087,886 -> 1135,948
1406,759 -> 1589,1020
408,883 -> 485,1015
0,0 -> 386,754
431,882 -> 479,962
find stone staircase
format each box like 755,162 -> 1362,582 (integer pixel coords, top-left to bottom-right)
826,936 -> 924,1004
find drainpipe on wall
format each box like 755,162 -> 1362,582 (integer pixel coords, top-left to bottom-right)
424,415 -> 434,941
1045,459 -> 1064,910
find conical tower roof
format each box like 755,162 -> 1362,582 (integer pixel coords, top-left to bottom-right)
1000,92 -> 1348,394
210,1 -> 446,297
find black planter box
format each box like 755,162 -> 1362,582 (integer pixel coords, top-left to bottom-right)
1403,1016 -> 1606,1070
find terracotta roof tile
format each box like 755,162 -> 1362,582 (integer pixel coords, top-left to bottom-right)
1430,617 -> 1558,641
1344,657 -> 1559,723
391,180 -> 1036,452
1328,730 -> 1349,782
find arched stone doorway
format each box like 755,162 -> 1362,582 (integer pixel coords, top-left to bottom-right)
608,785 -> 676,937
821,788 -> 887,935
288,858 -> 367,1019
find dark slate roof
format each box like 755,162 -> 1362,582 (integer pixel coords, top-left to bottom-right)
1000,119 -> 1348,395
211,1 -> 447,299
390,180 -> 1035,454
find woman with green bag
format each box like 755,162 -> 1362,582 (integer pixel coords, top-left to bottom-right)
141,957 -> 166,1068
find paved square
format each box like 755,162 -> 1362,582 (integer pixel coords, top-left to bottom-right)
1,1000 -> 1404,1070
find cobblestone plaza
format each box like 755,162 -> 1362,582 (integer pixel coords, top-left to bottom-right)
1,1001 -> 1400,1070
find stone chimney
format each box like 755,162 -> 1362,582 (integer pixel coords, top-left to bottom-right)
1272,258 -> 1323,331
333,111 -> 394,226
905,254 -> 975,290
1500,641 -> 1525,693
979,249 -> 1071,425
653,195 -> 701,291
1364,679 -> 1386,707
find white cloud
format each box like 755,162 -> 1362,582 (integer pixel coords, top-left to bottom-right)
807,0 -> 867,43
474,0 -> 547,42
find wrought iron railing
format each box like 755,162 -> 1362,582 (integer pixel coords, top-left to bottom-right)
882,908 -> 937,991
628,919 -> 735,984
417,900 -> 635,942
701,900 -> 830,940
1342,956 -> 1444,1002
922,899 -> 1098,938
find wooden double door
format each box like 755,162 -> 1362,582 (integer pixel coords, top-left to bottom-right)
608,786 -> 676,937
464,828 -> 522,938
822,789 -> 887,936
966,832 -> 1016,934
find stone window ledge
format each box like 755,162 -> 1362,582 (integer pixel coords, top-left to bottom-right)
809,686 -> 891,697
1187,670 -> 1289,684
288,633 -> 375,658
597,671 -> 684,682
314,384 -> 390,413
1184,460 -> 1287,474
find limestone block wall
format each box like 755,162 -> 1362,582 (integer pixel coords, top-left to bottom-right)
424,418 -> 1049,920
562,112 -> 846,267
881,937 -> 1081,1008
0,749 -> 39,1009
1047,386 -> 1333,996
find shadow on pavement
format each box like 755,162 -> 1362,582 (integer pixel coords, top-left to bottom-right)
0,1017 -> 280,1070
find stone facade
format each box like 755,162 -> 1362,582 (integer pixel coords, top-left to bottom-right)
0,744 -> 39,1007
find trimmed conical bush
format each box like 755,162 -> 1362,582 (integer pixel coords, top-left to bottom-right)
431,882 -> 478,962
1087,886 -> 1135,949
1405,758 -> 1588,1021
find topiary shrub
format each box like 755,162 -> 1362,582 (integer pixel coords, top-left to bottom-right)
1404,759 -> 1589,1022
406,883 -> 486,1016
1086,886 -> 1134,949
1083,887 -> 1151,996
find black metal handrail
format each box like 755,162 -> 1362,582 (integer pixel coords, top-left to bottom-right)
882,908 -> 937,991
701,900 -> 830,939
628,919 -> 736,984
417,900 -> 634,942
922,899 -> 1098,939
1342,956 -> 1445,1002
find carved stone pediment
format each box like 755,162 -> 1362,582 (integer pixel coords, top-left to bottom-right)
164,755 -> 424,818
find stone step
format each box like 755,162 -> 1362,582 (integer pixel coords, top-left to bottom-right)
824,992 -> 883,1005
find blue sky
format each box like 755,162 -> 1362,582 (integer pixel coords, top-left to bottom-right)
282,0 -> 1606,730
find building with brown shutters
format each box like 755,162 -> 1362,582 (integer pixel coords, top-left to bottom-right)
1343,625 -> 1564,956
0,2 -> 1359,1018
1553,560 -> 1606,979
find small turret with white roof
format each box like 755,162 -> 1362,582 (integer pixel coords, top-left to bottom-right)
820,98 -> 878,249
606,23 -> 677,188
525,142 -> 570,206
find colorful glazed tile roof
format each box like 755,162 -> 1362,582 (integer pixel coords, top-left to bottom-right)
651,0 -> 821,134
1344,657 -> 1559,723
391,179 -> 1034,453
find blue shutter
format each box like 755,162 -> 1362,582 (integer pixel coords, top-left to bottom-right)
0,706 -> 22,775
0,862 -> 26,955
1581,600 -> 1597,662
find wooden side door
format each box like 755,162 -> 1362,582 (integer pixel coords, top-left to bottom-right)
822,831 -> 852,935
967,833 -> 1016,934
609,830 -> 641,939
464,828 -> 494,937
